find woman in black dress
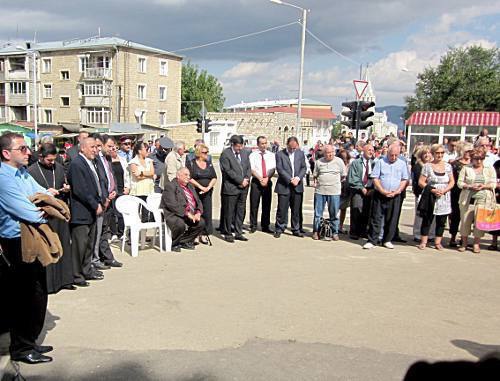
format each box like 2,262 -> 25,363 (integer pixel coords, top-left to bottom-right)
186,143 -> 217,244
28,143 -> 74,293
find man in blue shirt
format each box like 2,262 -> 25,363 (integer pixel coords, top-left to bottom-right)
0,132 -> 54,364
363,143 -> 409,250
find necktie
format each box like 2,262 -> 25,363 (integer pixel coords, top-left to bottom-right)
363,159 -> 369,185
261,152 -> 267,178
102,156 -> 115,193
92,162 -> 102,197
236,153 -> 241,163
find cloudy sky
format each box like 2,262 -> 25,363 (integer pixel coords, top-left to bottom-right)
1,0 -> 499,111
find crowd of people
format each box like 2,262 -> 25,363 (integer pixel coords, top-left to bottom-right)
1,126 -> 499,365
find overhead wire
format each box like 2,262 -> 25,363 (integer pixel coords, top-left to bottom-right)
172,21 -> 300,53
304,26 -> 361,66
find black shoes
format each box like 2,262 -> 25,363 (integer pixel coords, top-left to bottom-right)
262,228 -> 274,234
35,345 -> 53,354
393,236 -> 407,243
234,235 -> 248,242
349,235 -> 359,240
293,232 -> 304,238
74,281 -> 90,287
180,243 -> 195,250
93,262 -> 111,270
274,231 -> 282,238
104,260 -> 123,268
62,284 -> 77,291
85,273 -> 104,281
224,235 -> 235,243
12,350 -> 53,364
249,227 -> 257,234
171,245 -> 181,252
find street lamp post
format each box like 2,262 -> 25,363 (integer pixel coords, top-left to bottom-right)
16,46 -> 38,149
270,0 -> 308,142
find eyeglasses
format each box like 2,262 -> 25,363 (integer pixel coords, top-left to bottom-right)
201,151 -> 209,154
123,142 -> 131,146
434,151 -> 445,155
9,145 -> 29,153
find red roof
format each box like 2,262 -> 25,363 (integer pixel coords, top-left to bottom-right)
406,111 -> 499,126
243,106 -> 336,120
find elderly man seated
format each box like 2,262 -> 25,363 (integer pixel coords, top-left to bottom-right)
160,167 -> 205,252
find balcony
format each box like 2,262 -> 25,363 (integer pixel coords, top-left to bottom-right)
0,95 -> 5,105
7,93 -> 28,106
82,96 -> 110,107
6,70 -> 31,80
83,67 -> 112,80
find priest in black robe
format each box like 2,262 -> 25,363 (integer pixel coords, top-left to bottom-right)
28,143 -> 75,293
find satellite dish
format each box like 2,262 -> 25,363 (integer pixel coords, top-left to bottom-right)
134,109 -> 143,118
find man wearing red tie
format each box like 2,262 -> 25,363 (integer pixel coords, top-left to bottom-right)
249,136 -> 276,234
347,144 -> 375,240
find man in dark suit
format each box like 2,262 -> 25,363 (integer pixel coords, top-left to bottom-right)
219,135 -> 251,243
274,136 -> 307,238
67,137 -> 105,287
64,131 -> 89,172
161,167 -> 205,252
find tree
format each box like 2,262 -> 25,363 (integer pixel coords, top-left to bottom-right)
181,61 -> 225,122
331,122 -> 343,139
404,46 -> 500,118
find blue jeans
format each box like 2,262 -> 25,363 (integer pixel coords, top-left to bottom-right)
313,194 -> 340,233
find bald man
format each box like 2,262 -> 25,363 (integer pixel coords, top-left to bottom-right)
68,137 -> 106,286
363,143 -> 409,250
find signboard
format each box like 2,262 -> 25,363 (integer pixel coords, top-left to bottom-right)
353,80 -> 369,99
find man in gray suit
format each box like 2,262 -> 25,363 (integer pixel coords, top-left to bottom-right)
274,136 -> 307,238
219,135 -> 251,243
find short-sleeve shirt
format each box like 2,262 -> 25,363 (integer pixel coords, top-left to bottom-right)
313,157 -> 346,195
371,157 -> 409,192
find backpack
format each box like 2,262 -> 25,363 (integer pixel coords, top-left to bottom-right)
319,218 -> 333,241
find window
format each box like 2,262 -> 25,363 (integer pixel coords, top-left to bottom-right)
84,83 -> 111,96
138,57 -> 146,73
159,86 -> 167,101
159,112 -> 166,126
86,107 -> 110,124
9,57 -> 25,71
60,70 -> 70,80
136,110 -> 146,124
78,56 -> 88,73
44,109 -> 53,123
159,60 -> 168,76
96,56 -> 110,68
61,96 -> 70,107
43,84 -> 52,98
0,59 -> 4,72
9,82 -> 26,94
0,84 -> 5,96
42,58 -> 52,73
137,85 -> 146,100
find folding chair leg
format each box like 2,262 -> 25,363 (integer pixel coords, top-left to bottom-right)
130,228 -> 140,257
121,227 -> 127,253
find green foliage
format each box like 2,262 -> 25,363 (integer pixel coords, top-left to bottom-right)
181,61 -> 225,122
404,46 -> 500,118
331,122 -> 343,138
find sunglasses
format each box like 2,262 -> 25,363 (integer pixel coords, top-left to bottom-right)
9,145 -> 29,153
123,142 -> 131,146
201,151 -> 209,154
434,151 -> 445,154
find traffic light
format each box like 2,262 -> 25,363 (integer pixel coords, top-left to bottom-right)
196,118 -> 203,133
204,119 -> 213,133
340,101 -> 357,129
357,101 -> 375,129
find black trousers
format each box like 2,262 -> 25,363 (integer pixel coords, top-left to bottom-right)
98,207 -> 116,262
249,179 -> 272,230
199,190 -> 214,235
221,189 -> 248,236
394,190 -> 406,238
350,190 -> 373,237
275,189 -> 303,233
110,197 -> 124,237
367,192 -> 401,244
166,216 -> 206,247
449,191 -> 461,236
421,214 -> 448,237
0,237 -> 48,357
71,223 -> 97,283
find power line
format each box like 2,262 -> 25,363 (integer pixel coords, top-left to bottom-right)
172,21 -> 299,53
305,26 -> 361,66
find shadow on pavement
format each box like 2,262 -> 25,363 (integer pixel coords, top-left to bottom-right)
38,310 -> 60,345
451,339 -> 500,359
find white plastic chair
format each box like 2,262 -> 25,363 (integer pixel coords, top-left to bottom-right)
115,195 -> 163,257
146,193 -> 172,252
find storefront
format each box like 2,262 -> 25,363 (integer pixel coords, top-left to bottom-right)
406,111 -> 500,154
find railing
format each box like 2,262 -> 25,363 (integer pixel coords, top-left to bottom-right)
84,67 -> 112,80
82,96 -> 110,107
7,93 -> 28,106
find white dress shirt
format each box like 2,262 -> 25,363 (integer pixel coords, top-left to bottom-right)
288,149 -> 296,178
249,150 -> 276,178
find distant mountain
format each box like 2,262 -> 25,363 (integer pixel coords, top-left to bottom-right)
376,105 -> 406,130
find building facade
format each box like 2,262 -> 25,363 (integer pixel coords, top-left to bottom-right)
0,36 -> 182,130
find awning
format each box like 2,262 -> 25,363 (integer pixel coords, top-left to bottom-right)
406,111 -> 500,126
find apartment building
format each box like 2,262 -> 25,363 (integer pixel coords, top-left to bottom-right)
0,36 -> 182,129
